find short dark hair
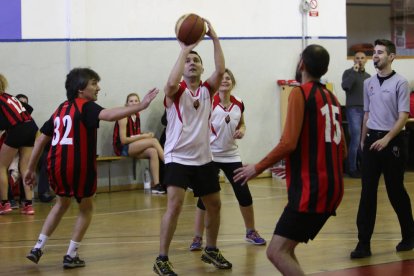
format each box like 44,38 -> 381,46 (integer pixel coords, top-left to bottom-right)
374,39 -> 396,55
302,44 -> 330,79
15,94 -> 29,103
189,50 -> 203,64
65,68 -> 100,101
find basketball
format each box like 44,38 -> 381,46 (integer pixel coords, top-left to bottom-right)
175,13 -> 206,45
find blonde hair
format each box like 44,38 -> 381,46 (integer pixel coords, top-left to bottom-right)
0,74 -> 8,94
125,93 -> 140,106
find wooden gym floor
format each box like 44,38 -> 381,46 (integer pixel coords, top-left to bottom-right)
2,174 -> 414,275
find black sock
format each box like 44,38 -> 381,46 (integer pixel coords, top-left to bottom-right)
158,255 -> 168,261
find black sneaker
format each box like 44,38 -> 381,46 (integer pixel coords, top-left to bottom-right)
152,184 -> 166,194
396,238 -> 414,252
350,243 -> 371,259
153,256 -> 177,276
63,255 -> 85,269
26,248 -> 43,264
201,248 -> 232,269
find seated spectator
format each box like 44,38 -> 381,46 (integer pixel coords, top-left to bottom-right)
113,93 -> 165,194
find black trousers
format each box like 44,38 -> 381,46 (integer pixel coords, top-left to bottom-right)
356,129 -> 414,244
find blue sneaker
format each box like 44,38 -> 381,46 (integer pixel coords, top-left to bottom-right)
245,230 -> 266,245
189,236 -> 203,251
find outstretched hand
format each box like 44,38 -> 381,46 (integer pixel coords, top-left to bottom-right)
233,164 -> 258,186
140,88 -> 159,109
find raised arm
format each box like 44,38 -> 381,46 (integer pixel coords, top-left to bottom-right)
204,19 -> 225,95
99,88 -> 159,121
164,42 -> 201,106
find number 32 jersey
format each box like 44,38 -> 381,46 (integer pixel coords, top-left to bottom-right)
40,98 -> 103,198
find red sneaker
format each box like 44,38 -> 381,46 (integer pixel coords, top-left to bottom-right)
0,202 -> 12,214
21,204 -> 35,215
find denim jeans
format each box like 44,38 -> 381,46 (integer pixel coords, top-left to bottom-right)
346,106 -> 364,173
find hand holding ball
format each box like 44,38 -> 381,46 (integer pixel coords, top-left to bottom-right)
175,13 -> 206,45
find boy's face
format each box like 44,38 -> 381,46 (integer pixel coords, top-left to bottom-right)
79,79 -> 100,101
183,53 -> 204,78
373,45 -> 394,70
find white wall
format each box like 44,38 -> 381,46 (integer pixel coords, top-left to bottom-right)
3,0 -> 413,186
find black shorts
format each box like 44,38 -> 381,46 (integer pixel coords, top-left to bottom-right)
5,121 -> 38,148
163,162 -> 220,197
274,206 -> 331,243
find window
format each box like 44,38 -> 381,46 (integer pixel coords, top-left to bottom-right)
347,0 -> 414,56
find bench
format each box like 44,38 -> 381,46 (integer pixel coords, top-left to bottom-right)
96,156 -> 137,192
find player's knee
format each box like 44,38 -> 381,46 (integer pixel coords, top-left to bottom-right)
266,247 -> 283,267
203,198 -> 221,213
167,198 -> 184,216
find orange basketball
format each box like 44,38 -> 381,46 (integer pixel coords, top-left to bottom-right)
175,13 -> 206,45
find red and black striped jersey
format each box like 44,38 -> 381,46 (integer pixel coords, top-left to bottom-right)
112,113 -> 141,156
0,93 -> 33,130
286,82 -> 344,214
40,98 -> 103,198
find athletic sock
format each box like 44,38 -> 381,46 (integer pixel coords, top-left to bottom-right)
34,234 -> 49,250
67,240 -> 81,258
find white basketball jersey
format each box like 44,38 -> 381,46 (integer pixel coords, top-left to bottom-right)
210,94 -> 244,163
164,81 -> 213,165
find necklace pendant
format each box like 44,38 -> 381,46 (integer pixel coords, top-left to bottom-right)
225,114 -> 230,124
193,99 -> 200,110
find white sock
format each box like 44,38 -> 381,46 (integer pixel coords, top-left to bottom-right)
67,240 -> 81,258
34,234 -> 48,250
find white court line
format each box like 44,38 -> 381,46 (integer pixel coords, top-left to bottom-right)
0,186 -> 360,226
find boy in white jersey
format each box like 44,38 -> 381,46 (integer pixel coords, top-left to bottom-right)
153,19 -> 232,276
